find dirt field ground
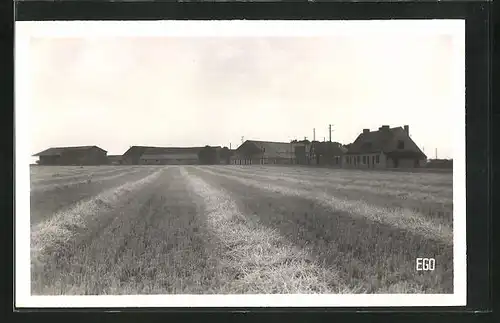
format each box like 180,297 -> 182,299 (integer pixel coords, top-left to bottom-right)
29,165 -> 453,295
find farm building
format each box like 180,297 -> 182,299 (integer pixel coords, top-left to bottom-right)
107,155 -> 123,165
292,140 -> 312,165
122,146 -> 221,165
426,159 -> 453,169
231,140 -> 296,165
309,141 -> 347,167
140,153 -> 199,165
344,125 -> 427,169
32,146 -> 108,166
218,147 -> 235,165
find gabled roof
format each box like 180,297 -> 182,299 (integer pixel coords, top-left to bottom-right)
347,127 -> 399,154
346,126 -> 426,158
33,145 -> 107,157
310,141 -> 347,156
237,140 -> 294,159
123,146 -> 204,157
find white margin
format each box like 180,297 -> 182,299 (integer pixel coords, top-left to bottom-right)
15,20 -> 466,308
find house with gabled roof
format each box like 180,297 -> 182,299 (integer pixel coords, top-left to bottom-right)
231,140 -> 296,165
32,146 -> 108,165
344,125 -> 427,169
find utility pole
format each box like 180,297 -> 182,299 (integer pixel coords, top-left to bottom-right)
329,124 -> 334,142
313,128 -> 316,141
435,148 -> 438,159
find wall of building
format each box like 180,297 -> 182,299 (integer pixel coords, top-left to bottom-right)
344,153 -> 387,169
311,154 -> 344,167
229,151 -> 427,170
83,149 -> 108,165
40,149 -> 107,165
386,157 -> 424,168
140,158 -> 199,165
230,155 -> 295,165
38,155 -> 60,165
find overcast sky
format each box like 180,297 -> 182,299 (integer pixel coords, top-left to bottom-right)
28,33 -> 460,158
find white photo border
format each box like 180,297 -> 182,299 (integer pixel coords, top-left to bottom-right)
15,19 -> 466,308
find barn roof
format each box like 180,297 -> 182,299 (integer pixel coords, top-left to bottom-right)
238,140 -> 295,159
33,145 -> 107,157
123,146 -> 205,157
310,141 -> 347,156
346,126 -> 426,158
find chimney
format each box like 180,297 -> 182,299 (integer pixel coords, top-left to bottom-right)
404,125 -> 409,135
363,128 -> 370,134
379,125 -> 390,131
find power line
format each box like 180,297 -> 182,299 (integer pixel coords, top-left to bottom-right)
329,124 -> 335,142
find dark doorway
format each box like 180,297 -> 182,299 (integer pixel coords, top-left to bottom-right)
393,158 -> 399,168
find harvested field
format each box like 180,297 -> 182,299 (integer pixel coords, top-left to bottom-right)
29,165 -> 453,295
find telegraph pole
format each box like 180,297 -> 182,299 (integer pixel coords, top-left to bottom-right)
329,124 -> 334,142
313,128 -> 316,141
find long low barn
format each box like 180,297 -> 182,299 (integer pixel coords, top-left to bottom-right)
122,146 -> 223,165
122,146 -> 202,165
139,153 -> 199,165
33,146 -> 108,165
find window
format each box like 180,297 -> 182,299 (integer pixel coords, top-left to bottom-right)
397,140 -> 405,149
376,155 -> 380,164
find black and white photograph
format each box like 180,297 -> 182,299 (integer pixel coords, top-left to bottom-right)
15,20 -> 465,308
